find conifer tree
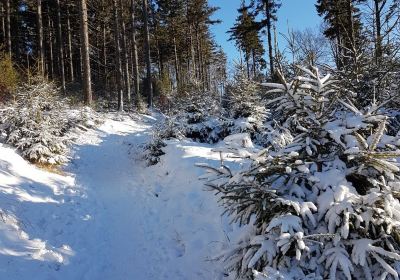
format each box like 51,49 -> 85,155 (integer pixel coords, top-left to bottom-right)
254,0 -> 281,79
143,0 -> 153,108
229,1 -> 266,80
316,0 -> 365,70
200,67 -> 400,279
80,0 -> 92,105
0,0 -> 226,109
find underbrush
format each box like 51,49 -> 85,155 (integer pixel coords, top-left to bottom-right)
0,51 -> 18,101
0,78 -> 101,165
144,65 -> 400,279
199,67 -> 400,279
144,69 -> 269,165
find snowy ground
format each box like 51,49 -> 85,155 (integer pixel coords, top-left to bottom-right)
0,113 -> 240,280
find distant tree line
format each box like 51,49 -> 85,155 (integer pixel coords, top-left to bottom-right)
0,0 -> 227,110
229,0 -> 400,97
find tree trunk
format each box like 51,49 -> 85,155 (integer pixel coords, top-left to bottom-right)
130,0 -> 140,106
173,36 -> 180,89
333,2 -> 343,70
245,51 -> 250,79
0,3 -> 4,45
26,52 -> 31,84
102,21 -> 107,91
67,5 -> 74,82
113,0 -> 124,111
195,28 -> 202,82
80,0 -> 92,105
198,34 -> 206,91
37,0 -> 44,75
56,0 -> 66,91
189,25 -> 196,79
5,0 -> 11,57
142,0 -> 153,108
47,5 -> 54,79
13,1 -> 20,62
251,49 -> 256,78
265,0 -> 274,78
346,0 -> 358,70
374,0 -> 382,63
119,0 -> 131,104
157,39 -> 163,78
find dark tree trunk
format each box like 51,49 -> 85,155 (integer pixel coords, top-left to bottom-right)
189,25 -> 196,79
198,34 -> 206,90
47,5 -> 54,79
113,0 -> 124,111
0,3 -> 4,44
265,1 -> 274,78
195,28 -> 202,82
80,0 -> 92,104
245,51 -> 250,79
56,0 -> 66,91
13,1 -> 20,62
37,0 -> 44,75
333,2 -> 343,70
102,21 -> 107,91
119,0 -> 131,104
67,4 -> 74,82
156,39 -> 163,78
346,0 -> 358,69
173,36 -> 180,89
5,0 -> 11,57
374,0 -> 382,63
252,49 -> 256,78
131,0 -> 140,106
142,0 -> 153,108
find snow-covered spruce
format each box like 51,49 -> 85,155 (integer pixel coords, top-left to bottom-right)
147,66 -> 270,157
224,65 -> 269,142
199,67 -> 400,279
143,122 -> 171,166
0,79 -> 100,165
144,89 -> 228,159
170,91 -> 226,143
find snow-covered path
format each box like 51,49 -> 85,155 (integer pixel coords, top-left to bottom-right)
0,114 -> 235,280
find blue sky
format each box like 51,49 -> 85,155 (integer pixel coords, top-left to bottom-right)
209,0 -> 322,64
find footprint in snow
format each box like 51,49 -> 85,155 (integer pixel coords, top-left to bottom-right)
172,232 -> 186,258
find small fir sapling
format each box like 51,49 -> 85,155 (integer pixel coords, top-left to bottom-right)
198,66 -> 400,279
0,78 -> 100,165
149,65 -> 271,153
224,65 -> 268,138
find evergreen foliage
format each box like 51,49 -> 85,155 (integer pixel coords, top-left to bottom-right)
199,67 -> 400,279
0,51 -> 18,101
228,1 -> 266,79
224,65 -> 268,143
0,0 -> 225,108
145,65 -> 270,161
0,78 -> 100,165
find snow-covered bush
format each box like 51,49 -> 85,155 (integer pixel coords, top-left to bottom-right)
143,117 -> 182,165
199,67 -> 400,279
144,92 -> 223,165
0,78 -> 99,165
150,67 -> 270,151
143,134 -> 167,166
155,88 -> 229,143
224,65 -> 268,139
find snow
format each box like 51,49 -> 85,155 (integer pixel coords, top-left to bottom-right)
0,113 -> 236,279
223,133 -> 254,149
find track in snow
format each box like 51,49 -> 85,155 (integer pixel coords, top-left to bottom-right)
0,114 -> 235,280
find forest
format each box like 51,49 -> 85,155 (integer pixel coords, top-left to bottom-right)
1,0 -> 400,279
